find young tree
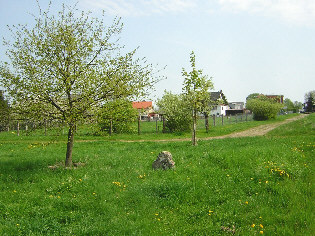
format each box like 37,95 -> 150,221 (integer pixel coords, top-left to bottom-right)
0,4 -> 158,166
293,101 -> 303,113
182,51 -> 214,145
284,98 -> 295,112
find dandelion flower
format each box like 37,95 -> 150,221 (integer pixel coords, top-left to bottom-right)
259,231 -> 264,234
251,224 -> 255,228
245,201 -> 249,204
260,224 -> 264,228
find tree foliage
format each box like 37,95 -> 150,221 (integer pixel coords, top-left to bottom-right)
304,90 -> 315,113
246,93 -> 260,101
182,51 -> 214,145
246,96 -> 283,120
0,4 -> 158,166
284,98 -> 302,113
157,91 -> 191,132
97,99 -> 138,134
0,91 -> 10,131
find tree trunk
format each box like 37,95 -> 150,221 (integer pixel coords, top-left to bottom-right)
109,120 -> 113,136
65,124 -> 75,167
204,113 -> 209,133
192,110 -> 197,146
17,121 -> 20,136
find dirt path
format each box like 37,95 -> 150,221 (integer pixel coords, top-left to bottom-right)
120,114 -> 308,143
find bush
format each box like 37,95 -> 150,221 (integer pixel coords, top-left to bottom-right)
246,97 -> 283,120
157,91 -> 191,132
97,99 -> 138,134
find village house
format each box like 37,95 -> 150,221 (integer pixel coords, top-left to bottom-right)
132,101 -> 158,120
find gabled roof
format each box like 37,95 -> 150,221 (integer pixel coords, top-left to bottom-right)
132,101 -> 153,109
210,90 -> 223,101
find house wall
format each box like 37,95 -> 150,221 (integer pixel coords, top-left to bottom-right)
210,105 -> 229,116
229,102 -> 244,110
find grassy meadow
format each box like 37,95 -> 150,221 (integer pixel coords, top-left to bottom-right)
0,113 -> 314,235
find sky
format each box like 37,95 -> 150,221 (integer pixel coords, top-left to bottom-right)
0,0 -> 314,104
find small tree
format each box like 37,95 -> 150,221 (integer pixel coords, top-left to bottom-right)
157,91 -> 191,132
182,51 -> 214,145
0,4 -> 158,166
292,101 -> 303,113
246,96 -> 283,120
97,99 -> 138,134
284,98 -> 302,113
304,90 -> 315,113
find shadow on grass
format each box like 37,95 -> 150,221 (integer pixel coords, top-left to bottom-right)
0,158 -> 55,184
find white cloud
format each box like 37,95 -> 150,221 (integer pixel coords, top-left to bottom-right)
80,0 -> 196,16
219,0 -> 315,26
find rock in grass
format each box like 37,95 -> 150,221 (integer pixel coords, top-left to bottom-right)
152,151 -> 175,170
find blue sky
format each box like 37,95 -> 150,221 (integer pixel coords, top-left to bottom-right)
1,0 -> 314,103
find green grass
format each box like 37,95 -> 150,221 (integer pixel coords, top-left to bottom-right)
0,113 -> 313,235
1,113 -> 299,142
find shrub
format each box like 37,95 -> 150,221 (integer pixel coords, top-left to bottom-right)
246,97 -> 283,120
97,99 -> 138,134
157,91 -> 192,132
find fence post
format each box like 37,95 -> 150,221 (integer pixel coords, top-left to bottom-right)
156,119 -> 158,134
222,114 -> 224,125
162,116 -> 166,133
213,115 -> 216,127
138,116 -> 141,135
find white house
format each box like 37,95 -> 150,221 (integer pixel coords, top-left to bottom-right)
210,105 -> 229,116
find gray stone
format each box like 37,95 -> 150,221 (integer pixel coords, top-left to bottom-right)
152,151 -> 175,170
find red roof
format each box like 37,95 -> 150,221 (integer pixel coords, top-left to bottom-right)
132,101 -> 152,109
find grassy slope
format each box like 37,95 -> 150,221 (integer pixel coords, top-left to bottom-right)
0,114 -> 313,235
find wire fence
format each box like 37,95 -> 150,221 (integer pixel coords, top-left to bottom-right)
1,113 -> 255,136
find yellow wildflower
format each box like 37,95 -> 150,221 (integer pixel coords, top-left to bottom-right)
251,224 -> 255,228
260,224 -> 264,228
259,231 -> 264,234
245,201 -> 248,204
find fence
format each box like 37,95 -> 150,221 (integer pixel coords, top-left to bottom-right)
1,113 -> 254,136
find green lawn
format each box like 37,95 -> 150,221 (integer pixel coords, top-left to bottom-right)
0,113 -> 313,235
1,113 -> 299,142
